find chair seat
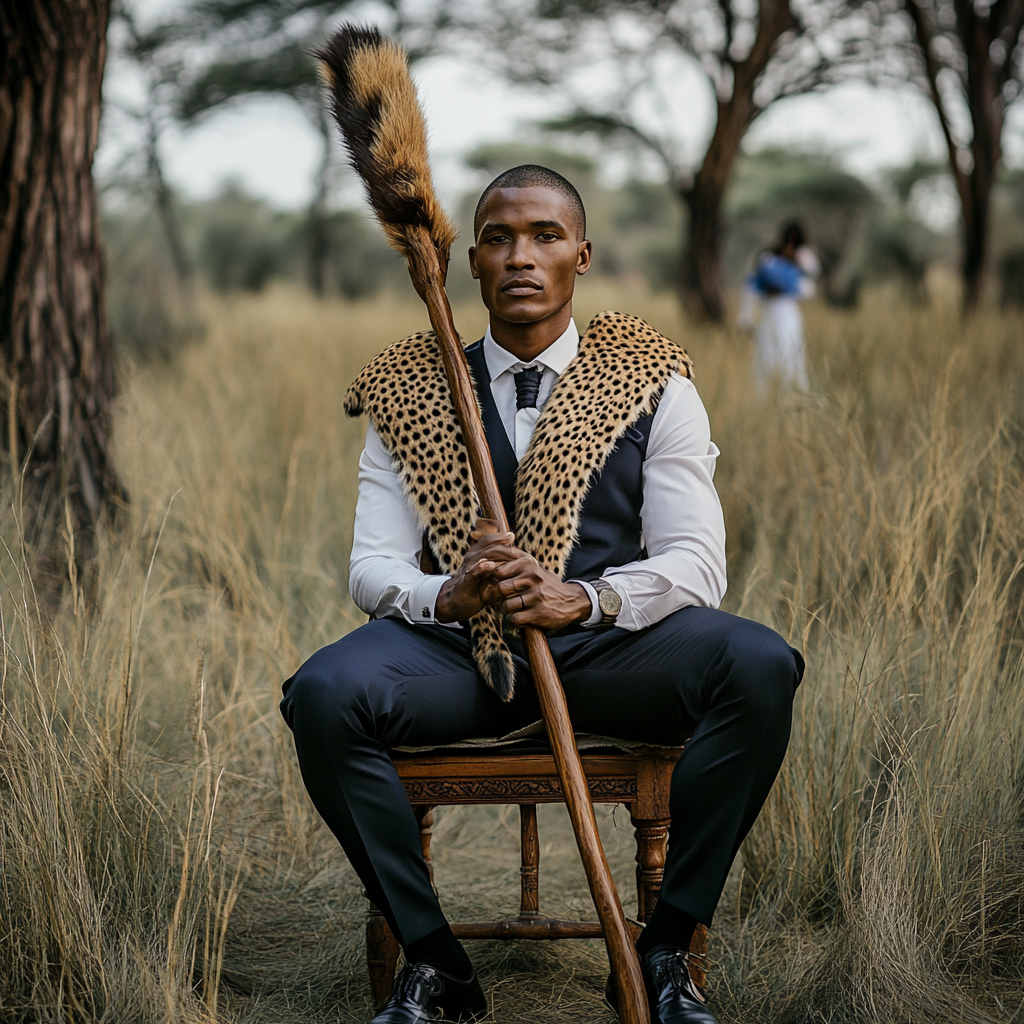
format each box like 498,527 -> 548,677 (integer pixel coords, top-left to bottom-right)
392,746 -> 682,806
391,733 -> 685,759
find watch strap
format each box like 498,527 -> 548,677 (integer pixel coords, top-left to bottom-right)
591,578 -> 622,624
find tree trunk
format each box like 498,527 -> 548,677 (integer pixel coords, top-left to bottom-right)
306,110 -> 332,297
147,117 -> 193,286
903,0 -> 1015,312
679,110 -> 748,323
678,0 -> 796,323
960,144 -> 995,311
0,0 -> 119,527
958,1 -> 1003,311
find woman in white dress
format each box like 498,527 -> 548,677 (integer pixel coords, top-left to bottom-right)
738,221 -> 819,388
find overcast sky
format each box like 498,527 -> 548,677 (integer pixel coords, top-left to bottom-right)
97,12 -> 1024,218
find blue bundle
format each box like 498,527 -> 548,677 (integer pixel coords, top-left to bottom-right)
747,253 -> 803,297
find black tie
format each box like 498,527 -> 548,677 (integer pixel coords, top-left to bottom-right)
513,366 -> 542,410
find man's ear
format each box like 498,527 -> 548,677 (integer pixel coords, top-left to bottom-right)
576,239 -> 593,276
468,245 -> 479,280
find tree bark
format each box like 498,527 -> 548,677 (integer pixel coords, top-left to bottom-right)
957,0 -> 1003,310
961,123 -> 997,311
679,102 -> 750,322
678,0 -> 797,322
0,0 -> 119,526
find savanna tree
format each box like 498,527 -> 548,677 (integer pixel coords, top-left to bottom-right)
891,0 -> 1024,309
459,0 -> 873,321
162,0 -> 455,295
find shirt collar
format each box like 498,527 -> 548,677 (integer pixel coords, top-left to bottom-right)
482,317 -> 579,383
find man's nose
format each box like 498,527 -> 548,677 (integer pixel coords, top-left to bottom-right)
505,238 -> 535,269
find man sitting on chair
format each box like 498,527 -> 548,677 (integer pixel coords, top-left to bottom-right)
280,165 -> 804,1024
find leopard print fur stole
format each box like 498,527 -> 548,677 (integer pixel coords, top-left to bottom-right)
343,311 -> 693,700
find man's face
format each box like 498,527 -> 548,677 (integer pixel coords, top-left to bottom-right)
468,186 -> 591,325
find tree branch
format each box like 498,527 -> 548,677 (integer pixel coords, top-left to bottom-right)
990,0 -> 1024,92
903,0 -> 970,212
543,110 -> 688,186
718,0 -> 735,66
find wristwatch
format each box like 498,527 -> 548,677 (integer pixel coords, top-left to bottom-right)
591,578 -> 622,625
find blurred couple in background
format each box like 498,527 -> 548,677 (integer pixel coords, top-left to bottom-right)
739,220 -> 820,389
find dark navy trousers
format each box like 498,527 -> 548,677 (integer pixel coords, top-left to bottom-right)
280,607 -> 803,948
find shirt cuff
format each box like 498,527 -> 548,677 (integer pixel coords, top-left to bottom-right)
409,574 -> 458,628
567,578 -> 602,628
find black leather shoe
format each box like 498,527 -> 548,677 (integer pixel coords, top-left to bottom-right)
605,945 -> 717,1024
370,962 -> 487,1022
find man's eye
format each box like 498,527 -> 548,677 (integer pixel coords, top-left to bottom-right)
487,234 -> 509,243
537,232 -> 558,241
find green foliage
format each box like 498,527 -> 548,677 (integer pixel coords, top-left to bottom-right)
306,209 -> 405,299
994,169 -> 1024,305
197,183 -> 291,292
613,179 -> 683,290
101,191 -> 204,360
999,250 -> 1024,307
178,44 -> 321,123
887,158 -> 949,206
464,142 -> 597,180
101,177 -> 409,333
1001,167 -> 1024,222
727,149 -> 874,303
730,149 -> 873,214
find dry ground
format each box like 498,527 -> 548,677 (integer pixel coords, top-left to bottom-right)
1,279 -> 1023,1023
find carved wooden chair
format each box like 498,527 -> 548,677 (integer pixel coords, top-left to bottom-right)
366,743 -> 709,1012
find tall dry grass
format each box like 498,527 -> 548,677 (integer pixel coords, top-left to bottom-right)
0,279 -> 1022,1023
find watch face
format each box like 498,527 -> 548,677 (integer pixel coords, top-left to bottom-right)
598,586 -> 622,616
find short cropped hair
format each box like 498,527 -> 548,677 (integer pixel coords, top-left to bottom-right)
474,165 -> 587,240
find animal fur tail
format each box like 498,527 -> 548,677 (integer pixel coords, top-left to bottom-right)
315,26 -> 457,263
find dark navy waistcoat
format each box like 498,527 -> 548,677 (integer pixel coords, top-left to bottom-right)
464,339 -> 653,582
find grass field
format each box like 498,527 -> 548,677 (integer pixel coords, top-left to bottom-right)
1,278 -> 1023,1023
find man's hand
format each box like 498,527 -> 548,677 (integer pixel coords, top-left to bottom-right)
434,520 -> 516,624
434,519 -> 592,631
492,553 -> 592,632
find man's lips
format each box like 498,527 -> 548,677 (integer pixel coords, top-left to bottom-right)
501,279 -> 543,295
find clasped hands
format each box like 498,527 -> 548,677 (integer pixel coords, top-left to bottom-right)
434,519 -> 591,631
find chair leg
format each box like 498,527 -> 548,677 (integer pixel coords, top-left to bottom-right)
519,804 -> 540,919
630,809 -> 710,990
413,804 -> 436,885
366,902 -> 401,1009
630,810 -> 669,924
689,923 -> 709,989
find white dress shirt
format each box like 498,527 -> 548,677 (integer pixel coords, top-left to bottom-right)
484,318 -> 578,456
348,319 -> 728,631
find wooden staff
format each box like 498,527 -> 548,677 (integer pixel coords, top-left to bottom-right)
316,27 -> 648,1024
